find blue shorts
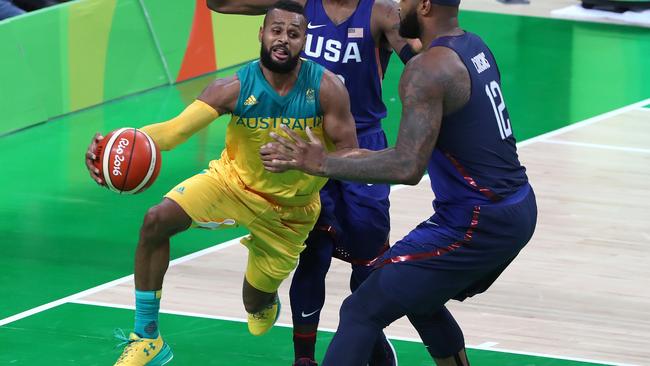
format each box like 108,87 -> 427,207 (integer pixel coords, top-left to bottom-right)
315,130 -> 391,262
373,183 -> 537,313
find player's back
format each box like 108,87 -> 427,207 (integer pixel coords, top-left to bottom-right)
302,0 -> 390,134
219,59 -> 330,204
427,32 -> 528,211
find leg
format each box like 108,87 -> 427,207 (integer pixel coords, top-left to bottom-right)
290,229 -> 335,363
241,245 -> 284,336
134,198 -> 191,291
242,277 -> 277,313
289,181 -> 341,364
408,307 -> 469,366
242,196 -> 323,337
350,261 -> 398,366
113,199 -> 190,365
322,268 -> 407,366
339,139 -> 393,365
133,198 -> 191,338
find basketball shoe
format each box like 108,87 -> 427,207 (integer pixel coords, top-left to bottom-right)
113,329 -> 173,366
247,297 -> 281,336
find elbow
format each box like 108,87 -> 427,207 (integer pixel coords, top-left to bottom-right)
401,173 -> 422,186
206,0 -> 229,12
397,164 -> 425,185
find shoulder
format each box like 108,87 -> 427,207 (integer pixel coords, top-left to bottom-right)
401,45 -> 470,112
399,48 -> 455,96
318,69 -> 348,108
372,0 -> 398,16
405,46 -> 465,83
319,69 -> 345,94
198,74 -> 241,114
236,60 -> 258,77
371,0 -> 399,27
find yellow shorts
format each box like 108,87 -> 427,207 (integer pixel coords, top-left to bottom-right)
164,158 -> 320,293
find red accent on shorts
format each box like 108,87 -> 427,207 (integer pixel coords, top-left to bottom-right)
372,206 -> 481,268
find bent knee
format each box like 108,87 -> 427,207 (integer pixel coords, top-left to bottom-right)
141,201 -> 190,238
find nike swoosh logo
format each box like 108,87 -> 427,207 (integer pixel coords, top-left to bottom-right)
425,220 -> 439,226
301,309 -> 321,317
307,22 -> 326,29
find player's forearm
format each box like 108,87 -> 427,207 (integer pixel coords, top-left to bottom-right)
141,100 -> 219,151
323,148 -> 422,185
328,148 -> 374,159
206,0 -> 272,15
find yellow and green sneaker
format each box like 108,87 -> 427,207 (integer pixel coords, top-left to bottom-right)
113,329 -> 173,366
247,297 -> 281,336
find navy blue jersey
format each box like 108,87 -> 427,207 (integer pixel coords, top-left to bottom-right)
303,0 -> 391,134
427,32 -> 528,207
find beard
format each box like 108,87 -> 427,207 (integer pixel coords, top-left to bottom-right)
260,43 -> 300,74
399,10 -> 421,39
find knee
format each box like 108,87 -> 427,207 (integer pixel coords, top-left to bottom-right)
141,206 -> 166,237
338,293 -> 370,324
140,203 -> 187,240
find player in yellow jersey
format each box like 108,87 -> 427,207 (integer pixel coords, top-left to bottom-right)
84,1 -> 357,365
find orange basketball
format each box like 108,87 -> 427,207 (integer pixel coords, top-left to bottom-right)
93,128 -> 161,194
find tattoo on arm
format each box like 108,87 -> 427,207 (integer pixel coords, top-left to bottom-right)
323,57 -> 444,184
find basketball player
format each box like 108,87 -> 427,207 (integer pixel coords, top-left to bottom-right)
208,0 -> 418,364
84,2 -> 358,365
261,0 -> 538,364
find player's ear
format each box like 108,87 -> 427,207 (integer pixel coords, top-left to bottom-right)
420,0 -> 431,15
259,26 -> 263,43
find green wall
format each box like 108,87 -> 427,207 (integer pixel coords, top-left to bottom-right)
0,0 -> 262,136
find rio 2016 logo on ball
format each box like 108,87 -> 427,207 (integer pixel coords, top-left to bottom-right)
94,128 -> 162,194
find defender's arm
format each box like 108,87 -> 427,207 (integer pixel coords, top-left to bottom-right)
207,0 -> 306,15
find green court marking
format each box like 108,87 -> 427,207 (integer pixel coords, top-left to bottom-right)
0,303 -> 608,365
644,104 -> 650,109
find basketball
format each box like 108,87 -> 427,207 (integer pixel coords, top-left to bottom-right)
93,128 -> 161,194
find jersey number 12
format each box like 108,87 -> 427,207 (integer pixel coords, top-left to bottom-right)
485,81 -> 512,140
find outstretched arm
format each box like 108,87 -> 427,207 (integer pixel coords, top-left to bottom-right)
372,0 -> 419,64
262,52 -> 445,185
139,76 -> 239,151
85,76 -> 239,184
207,0 -> 305,15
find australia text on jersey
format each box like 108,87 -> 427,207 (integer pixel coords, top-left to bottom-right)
234,116 -> 324,130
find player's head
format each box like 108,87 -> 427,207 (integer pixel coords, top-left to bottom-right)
399,0 -> 460,39
259,0 -> 307,74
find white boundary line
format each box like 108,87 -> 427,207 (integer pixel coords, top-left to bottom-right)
2,97 -> 649,364
71,299 -> 639,366
517,98 -> 650,148
0,237 -> 242,327
540,139 -> 650,154
390,97 -> 650,192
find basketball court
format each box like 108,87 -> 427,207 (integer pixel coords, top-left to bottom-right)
1,2 -> 649,365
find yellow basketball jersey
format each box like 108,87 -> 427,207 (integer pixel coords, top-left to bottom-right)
215,60 -> 331,205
